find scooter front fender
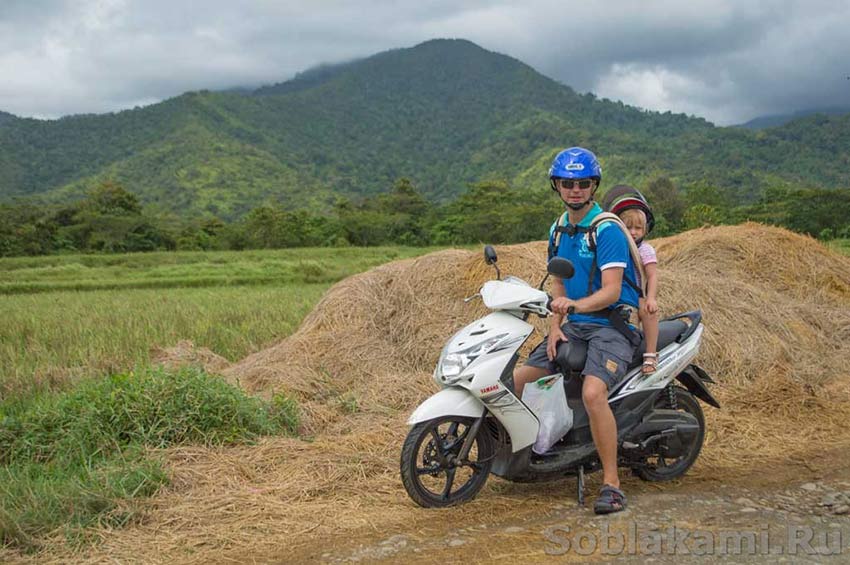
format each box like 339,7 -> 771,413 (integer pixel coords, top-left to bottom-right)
407,387 -> 485,425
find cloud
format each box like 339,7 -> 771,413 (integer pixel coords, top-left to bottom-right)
504,0 -> 850,124
0,0 -> 848,124
594,64 -> 735,121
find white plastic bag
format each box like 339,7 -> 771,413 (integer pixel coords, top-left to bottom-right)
521,374 -> 573,455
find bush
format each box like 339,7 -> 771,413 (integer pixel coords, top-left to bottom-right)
0,367 -> 299,550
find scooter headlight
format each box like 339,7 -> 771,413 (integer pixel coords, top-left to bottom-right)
435,334 -> 507,385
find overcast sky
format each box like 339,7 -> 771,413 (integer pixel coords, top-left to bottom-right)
2,0 -> 849,125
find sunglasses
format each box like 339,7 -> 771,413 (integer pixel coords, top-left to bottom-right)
553,178 -> 594,190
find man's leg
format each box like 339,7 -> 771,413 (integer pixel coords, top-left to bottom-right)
582,375 -> 619,488
514,364 -> 549,399
514,333 -> 562,399
578,325 -> 635,510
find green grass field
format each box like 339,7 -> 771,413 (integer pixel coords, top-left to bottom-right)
0,246 -> 435,294
828,238 -> 850,256
0,246 -> 448,550
0,284 -> 328,397
0,246 -> 440,398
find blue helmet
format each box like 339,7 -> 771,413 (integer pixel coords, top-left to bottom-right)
548,147 -> 602,185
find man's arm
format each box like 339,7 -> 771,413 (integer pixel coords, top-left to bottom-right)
546,275 -> 569,359
573,267 -> 623,313
573,267 -> 623,312
549,275 -> 566,328
550,267 -> 623,314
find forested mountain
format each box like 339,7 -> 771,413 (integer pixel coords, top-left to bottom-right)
1,39 -> 848,218
738,106 -> 850,129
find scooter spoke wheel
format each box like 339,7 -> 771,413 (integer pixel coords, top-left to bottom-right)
634,388 -> 705,482
401,416 -> 494,508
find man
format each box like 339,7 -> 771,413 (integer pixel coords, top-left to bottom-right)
513,147 -> 640,515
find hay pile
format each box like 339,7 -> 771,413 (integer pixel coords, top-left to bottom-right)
221,245 -> 548,436
19,223 -> 850,564
223,223 -> 850,446
651,224 -> 850,470
150,340 -> 231,374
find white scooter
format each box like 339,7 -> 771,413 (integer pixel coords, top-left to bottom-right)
400,246 -> 719,507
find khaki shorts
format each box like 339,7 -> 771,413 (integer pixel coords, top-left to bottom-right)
524,322 -> 635,390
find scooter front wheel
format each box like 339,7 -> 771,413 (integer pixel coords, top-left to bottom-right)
400,415 -> 494,508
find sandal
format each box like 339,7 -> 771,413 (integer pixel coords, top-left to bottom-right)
642,352 -> 658,375
594,484 -> 628,515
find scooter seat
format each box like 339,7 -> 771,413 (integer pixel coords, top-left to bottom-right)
554,339 -> 587,373
630,319 -> 688,368
554,319 -> 689,374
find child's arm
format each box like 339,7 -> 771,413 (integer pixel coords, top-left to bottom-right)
644,262 -> 659,313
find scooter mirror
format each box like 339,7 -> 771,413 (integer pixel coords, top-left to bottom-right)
484,245 -> 498,265
547,257 -> 575,279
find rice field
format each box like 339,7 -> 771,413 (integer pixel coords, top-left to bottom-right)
0,246 -> 437,294
828,238 -> 850,256
0,246 -> 443,399
1,246 -> 462,550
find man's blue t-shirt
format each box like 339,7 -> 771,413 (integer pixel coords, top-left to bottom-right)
547,203 -> 640,326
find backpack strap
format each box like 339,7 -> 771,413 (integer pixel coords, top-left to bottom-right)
582,306 -> 642,347
586,212 -> 646,299
584,213 -> 646,347
548,211 -> 645,297
548,211 -> 646,348
548,211 -> 590,261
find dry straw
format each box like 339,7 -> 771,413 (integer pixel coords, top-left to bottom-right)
150,340 -> 232,374
15,223 -> 850,564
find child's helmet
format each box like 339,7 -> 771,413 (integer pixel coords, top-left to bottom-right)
602,185 -> 656,234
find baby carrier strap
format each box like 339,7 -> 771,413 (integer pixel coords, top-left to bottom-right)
586,212 -> 646,299
548,211 -> 590,260
586,212 -> 646,347
547,210 -> 646,348
548,211 -> 646,299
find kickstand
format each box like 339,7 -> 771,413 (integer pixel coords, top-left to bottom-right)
577,465 -> 585,506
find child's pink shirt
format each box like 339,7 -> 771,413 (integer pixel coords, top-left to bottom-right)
639,242 -> 657,266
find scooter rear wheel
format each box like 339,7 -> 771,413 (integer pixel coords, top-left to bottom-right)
633,388 -> 705,482
400,416 -> 494,508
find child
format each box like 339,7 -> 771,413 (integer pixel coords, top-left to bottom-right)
617,207 -> 659,374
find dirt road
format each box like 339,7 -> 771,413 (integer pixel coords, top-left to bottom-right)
283,451 -> 850,564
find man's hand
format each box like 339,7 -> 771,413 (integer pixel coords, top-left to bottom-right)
550,296 -> 576,316
546,325 -> 568,361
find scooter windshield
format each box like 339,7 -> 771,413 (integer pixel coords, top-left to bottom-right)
480,279 -> 547,311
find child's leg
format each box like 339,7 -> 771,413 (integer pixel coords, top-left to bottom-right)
642,309 -> 658,355
639,304 -> 659,374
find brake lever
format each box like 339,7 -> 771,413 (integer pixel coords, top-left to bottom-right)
536,296 -> 555,319
464,293 -> 481,303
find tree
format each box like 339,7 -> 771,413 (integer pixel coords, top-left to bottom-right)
334,178 -> 434,246
378,178 -> 430,217
242,206 -> 285,248
86,180 -> 142,215
784,188 -> 850,238
683,204 -> 723,229
431,181 -> 552,244
683,181 -> 732,212
643,177 -> 686,234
